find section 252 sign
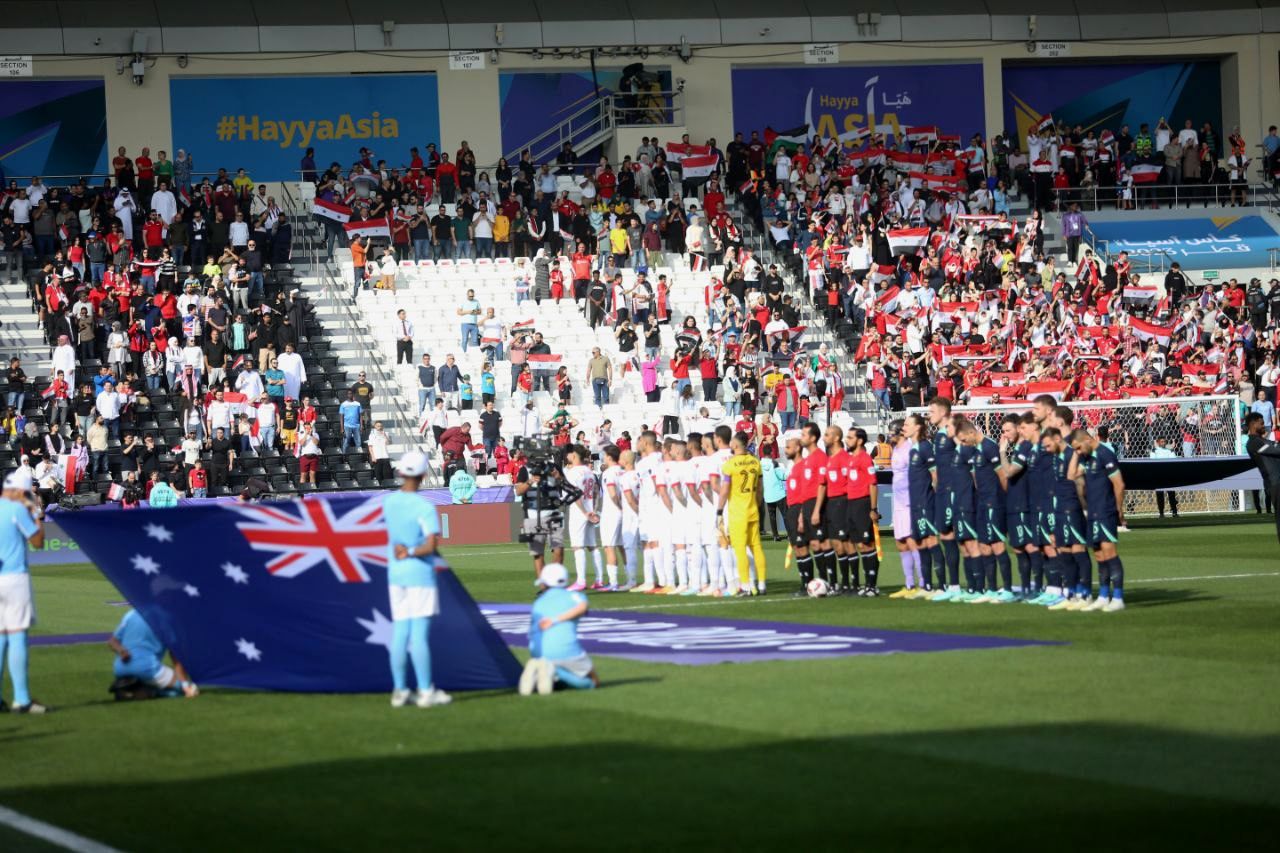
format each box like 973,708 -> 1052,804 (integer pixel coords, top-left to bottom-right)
169,74 -> 440,182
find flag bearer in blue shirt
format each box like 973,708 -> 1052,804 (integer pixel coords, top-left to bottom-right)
0,469 -> 46,714
382,450 -> 451,709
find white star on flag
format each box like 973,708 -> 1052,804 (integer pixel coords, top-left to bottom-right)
131,554 -> 160,576
235,638 -> 262,661
183,584 -> 200,598
144,523 -> 174,543
222,562 -> 249,584
356,609 -> 393,650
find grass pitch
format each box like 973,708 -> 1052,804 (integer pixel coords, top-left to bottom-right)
1,516 -> 1277,851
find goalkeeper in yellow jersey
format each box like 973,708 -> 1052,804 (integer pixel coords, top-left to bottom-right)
717,432 -> 768,596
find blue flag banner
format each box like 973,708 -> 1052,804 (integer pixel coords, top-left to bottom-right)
54,494 -> 521,693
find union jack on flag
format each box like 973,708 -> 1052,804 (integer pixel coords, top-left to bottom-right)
230,497 -> 388,583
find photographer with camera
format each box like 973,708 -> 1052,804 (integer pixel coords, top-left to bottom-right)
514,438 -> 582,576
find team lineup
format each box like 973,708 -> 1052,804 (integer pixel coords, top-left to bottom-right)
531,392 -> 1128,609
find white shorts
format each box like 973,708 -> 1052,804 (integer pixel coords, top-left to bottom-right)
0,572 -> 34,632
148,664 -> 177,689
682,504 -> 704,548
639,502 -> 665,543
389,584 -> 440,621
549,652 -> 594,680
598,511 -> 622,547
567,514 -> 599,548
621,513 -> 640,549
665,508 -> 686,546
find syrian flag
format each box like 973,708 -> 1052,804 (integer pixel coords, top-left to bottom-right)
691,255 -> 707,272
812,137 -> 837,158
874,284 -> 901,313
107,483 -> 125,501
1128,164 -> 1162,184
1024,380 -> 1070,400
58,224 -> 70,241
1032,113 -> 1055,135
868,265 -> 898,288
341,187 -> 357,206
1129,317 -> 1176,346
784,326 -> 807,343
882,313 -> 902,334
343,218 -> 390,240
1099,129 -> 1115,148
527,353 -> 562,373
1124,283 -> 1159,301
40,384 -> 56,400
738,178 -> 757,195
764,125 -> 809,160
313,198 -> 352,223
665,142 -> 713,163
966,385 -> 1017,406
888,227 -> 930,255
906,126 -> 939,145
679,154 -> 719,180
511,319 -> 537,335
178,186 -> 192,208
232,355 -> 247,371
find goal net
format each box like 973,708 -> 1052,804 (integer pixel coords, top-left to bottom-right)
906,395 -> 1250,517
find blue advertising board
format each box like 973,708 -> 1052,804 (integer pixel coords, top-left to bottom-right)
1087,215 -> 1280,271
0,79 -> 108,179
1003,61 -> 1222,150
730,63 -> 985,148
169,74 -> 440,182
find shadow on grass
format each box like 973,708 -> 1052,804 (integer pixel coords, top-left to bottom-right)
3,724 -> 1276,851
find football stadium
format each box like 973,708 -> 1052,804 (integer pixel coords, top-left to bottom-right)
1,2 -> 1279,850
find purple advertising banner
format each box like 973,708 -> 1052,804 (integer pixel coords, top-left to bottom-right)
482,604 -> 1055,665
730,64 -> 985,149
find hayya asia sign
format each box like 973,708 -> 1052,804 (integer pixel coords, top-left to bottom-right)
482,604 -> 1053,665
1086,215 -> 1280,271
730,64 -> 985,151
169,74 -> 440,182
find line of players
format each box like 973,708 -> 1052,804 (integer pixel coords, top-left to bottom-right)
897,394 -> 1128,611
560,426 -> 764,596
558,422 -> 886,598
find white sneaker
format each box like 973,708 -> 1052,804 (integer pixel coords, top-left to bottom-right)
518,659 -> 539,696
535,659 -> 554,695
390,689 -> 411,708
1103,598 -> 1126,612
1082,597 -> 1109,612
429,688 -> 453,706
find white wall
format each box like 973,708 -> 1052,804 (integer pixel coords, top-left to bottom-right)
20,35 -> 1280,171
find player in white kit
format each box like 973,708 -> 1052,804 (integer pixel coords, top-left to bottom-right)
709,426 -> 741,594
597,445 -> 626,590
662,438 -> 690,594
692,433 -> 724,596
681,435 -> 707,596
618,449 -> 642,588
631,431 -> 668,592
562,446 -> 603,591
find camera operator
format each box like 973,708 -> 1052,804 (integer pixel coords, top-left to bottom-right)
514,441 -> 582,576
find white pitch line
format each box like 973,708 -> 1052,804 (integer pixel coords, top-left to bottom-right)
595,571 -> 1280,612
0,805 -> 122,853
1128,571 -> 1280,584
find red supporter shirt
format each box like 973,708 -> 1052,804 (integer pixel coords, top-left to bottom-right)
846,449 -> 876,499
825,449 -> 851,498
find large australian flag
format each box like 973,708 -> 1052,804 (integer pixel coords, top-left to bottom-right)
55,493 -> 522,693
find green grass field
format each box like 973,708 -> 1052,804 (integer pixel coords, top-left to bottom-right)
2,516 -> 1278,851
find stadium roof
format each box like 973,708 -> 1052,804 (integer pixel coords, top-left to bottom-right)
0,0 -> 1276,54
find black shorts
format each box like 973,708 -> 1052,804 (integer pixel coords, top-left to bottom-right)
825,496 -> 850,541
784,503 -> 808,547
847,495 -> 874,545
801,498 -> 827,543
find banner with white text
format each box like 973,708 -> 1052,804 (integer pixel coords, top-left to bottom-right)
169,74 -> 440,182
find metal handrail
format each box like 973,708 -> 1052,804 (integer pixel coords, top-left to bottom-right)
1056,180 -> 1276,211
314,260 -> 426,473
502,95 -> 616,168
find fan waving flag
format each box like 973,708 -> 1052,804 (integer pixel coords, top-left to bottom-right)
54,495 -> 521,693
1032,113 -> 1055,135
665,141 -> 713,163
1128,164 -> 1162,184
1129,317 -> 1176,346
764,125 -> 808,161
888,227 -> 930,255
313,198 -> 352,223
344,218 -> 390,240
679,154 -> 720,180
527,353 -> 563,372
